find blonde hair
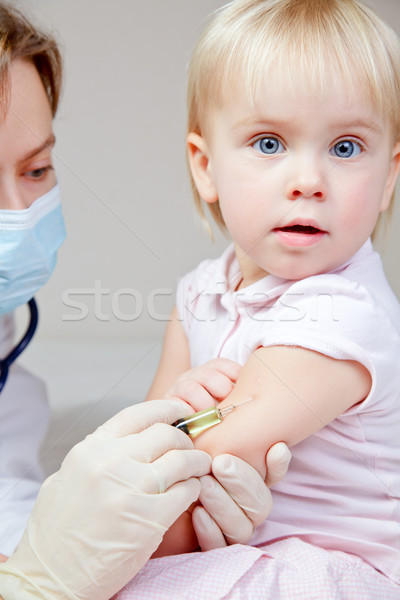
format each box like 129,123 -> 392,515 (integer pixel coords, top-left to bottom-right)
0,2 -> 62,118
187,0 -> 400,233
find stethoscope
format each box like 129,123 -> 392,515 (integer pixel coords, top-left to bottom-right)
0,297 -> 38,394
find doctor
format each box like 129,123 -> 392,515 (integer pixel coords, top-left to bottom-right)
0,4 -> 290,600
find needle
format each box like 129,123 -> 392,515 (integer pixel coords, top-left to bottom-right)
218,397 -> 255,418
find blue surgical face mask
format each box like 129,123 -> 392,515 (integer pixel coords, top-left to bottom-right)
0,184 -> 66,314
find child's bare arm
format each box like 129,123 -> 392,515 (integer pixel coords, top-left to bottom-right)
194,345 -> 371,478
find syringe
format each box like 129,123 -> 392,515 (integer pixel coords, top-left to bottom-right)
172,398 -> 254,438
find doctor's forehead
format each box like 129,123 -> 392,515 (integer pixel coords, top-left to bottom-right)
0,60 -> 55,160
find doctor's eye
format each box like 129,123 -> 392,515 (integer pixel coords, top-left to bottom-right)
252,136 -> 284,155
25,165 -> 54,180
330,140 -> 362,158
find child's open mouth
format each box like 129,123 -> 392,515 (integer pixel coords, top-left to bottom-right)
273,223 -> 327,246
279,225 -> 322,234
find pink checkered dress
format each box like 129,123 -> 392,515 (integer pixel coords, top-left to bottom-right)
113,538 -> 400,599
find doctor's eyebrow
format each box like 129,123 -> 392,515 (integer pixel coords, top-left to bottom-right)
21,134 -> 56,162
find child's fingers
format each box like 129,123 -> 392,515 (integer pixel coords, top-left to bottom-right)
190,366 -> 237,399
204,358 -> 242,382
167,362 -> 241,409
165,359 -> 242,411
167,380 -> 218,411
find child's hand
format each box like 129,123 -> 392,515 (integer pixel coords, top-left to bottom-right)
165,358 -> 241,412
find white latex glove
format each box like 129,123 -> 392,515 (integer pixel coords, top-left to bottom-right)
0,400 -> 211,600
193,442 -> 291,551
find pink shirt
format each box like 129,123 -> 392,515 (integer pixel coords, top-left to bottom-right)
177,239 -> 400,584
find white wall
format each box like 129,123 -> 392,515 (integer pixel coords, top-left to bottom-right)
15,0 -> 400,346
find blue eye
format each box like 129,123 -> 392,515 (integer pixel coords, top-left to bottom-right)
331,140 -> 362,158
253,136 -> 284,155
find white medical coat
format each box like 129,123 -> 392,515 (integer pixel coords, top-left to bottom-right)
0,313 -> 49,556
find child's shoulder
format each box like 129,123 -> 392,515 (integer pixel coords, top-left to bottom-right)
287,240 -> 400,332
178,245 -> 237,296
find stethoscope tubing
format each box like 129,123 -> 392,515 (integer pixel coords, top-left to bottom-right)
0,298 -> 38,393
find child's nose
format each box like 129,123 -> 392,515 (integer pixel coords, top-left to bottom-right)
286,160 -> 327,202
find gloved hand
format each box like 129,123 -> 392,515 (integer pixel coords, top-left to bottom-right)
193,443 -> 291,550
166,357 -> 241,411
0,400 -> 211,600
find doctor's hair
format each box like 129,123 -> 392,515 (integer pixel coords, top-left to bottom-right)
187,0 -> 400,233
0,1 -> 61,118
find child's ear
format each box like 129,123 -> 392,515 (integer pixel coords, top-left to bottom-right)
381,142 -> 400,212
187,133 -> 218,204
